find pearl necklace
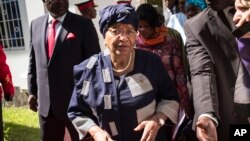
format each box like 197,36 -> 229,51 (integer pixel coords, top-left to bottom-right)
113,52 -> 133,73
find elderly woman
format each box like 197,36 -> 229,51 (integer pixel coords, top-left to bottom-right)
68,4 -> 179,141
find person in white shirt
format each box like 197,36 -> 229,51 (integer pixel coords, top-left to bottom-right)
164,0 -> 187,43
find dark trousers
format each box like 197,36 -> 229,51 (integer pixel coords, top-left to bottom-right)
0,101 -> 3,141
39,109 -> 79,141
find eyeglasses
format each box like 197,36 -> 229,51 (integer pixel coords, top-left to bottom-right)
108,29 -> 136,37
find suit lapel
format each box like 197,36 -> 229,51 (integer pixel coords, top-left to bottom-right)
208,9 -> 240,76
48,12 -> 70,66
42,15 -> 49,63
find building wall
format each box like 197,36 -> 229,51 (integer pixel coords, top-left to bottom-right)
5,0 -> 45,90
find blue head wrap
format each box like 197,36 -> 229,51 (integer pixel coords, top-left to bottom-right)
99,4 -> 138,37
185,0 -> 207,10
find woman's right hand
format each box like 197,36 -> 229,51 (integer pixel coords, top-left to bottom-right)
89,125 -> 113,141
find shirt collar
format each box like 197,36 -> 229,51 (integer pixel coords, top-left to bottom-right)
48,12 -> 67,24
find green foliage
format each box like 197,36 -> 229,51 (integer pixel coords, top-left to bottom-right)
3,106 -> 40,141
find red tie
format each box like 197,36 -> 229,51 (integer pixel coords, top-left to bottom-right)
47,19 -> 58,58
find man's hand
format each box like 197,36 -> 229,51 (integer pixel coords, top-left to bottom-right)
196,116 -> 217,141
28,95 -> 38,112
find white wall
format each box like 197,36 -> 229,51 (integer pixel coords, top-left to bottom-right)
24,0 -> 45,26
5,0 -> 46,90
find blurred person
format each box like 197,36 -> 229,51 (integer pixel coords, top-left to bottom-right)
74,0 -> 98,19
234,0 -> 250,27
68,4 -> 179,141
165,0 -> 187,43
165,0 -> 187,26
179,0 -> 186,14
233,0 -> 250,77
185,0 -> 207,19
164,0 -> 179,24
115,0 -> 131,5
165,0 -> 180,14
184,0 -> 250,140
74,0 -> 99,57
0,42 -> 15,141
27,0 -> 100,140
136,3 -> 193,140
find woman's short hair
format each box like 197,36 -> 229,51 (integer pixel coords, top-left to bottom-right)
136,3 -> 162,28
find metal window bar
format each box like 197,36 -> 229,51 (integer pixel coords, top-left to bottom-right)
0,0 -> 24,50
3,1 -> 12,48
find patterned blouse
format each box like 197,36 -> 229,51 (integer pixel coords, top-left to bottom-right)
136,26 -> 191,116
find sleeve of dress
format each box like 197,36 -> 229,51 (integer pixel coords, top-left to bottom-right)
171,29 -> 191,116
68,61 -> 98,140
155,56 -> 180,124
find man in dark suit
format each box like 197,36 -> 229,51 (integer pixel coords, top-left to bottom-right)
184,0 -> 250,140
27,0 -> 100,140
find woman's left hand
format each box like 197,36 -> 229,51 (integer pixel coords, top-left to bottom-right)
134,115 -> 161,141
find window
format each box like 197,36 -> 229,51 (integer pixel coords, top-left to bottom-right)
0,0 -> 25,50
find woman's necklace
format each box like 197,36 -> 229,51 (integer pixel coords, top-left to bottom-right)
113,52 -> 133,73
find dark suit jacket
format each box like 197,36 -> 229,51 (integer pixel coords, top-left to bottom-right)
184,8 -> 242,140
27,11 -> 100,119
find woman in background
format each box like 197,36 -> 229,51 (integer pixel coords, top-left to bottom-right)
136,3 -> 193,140
136,3 -> 190,118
